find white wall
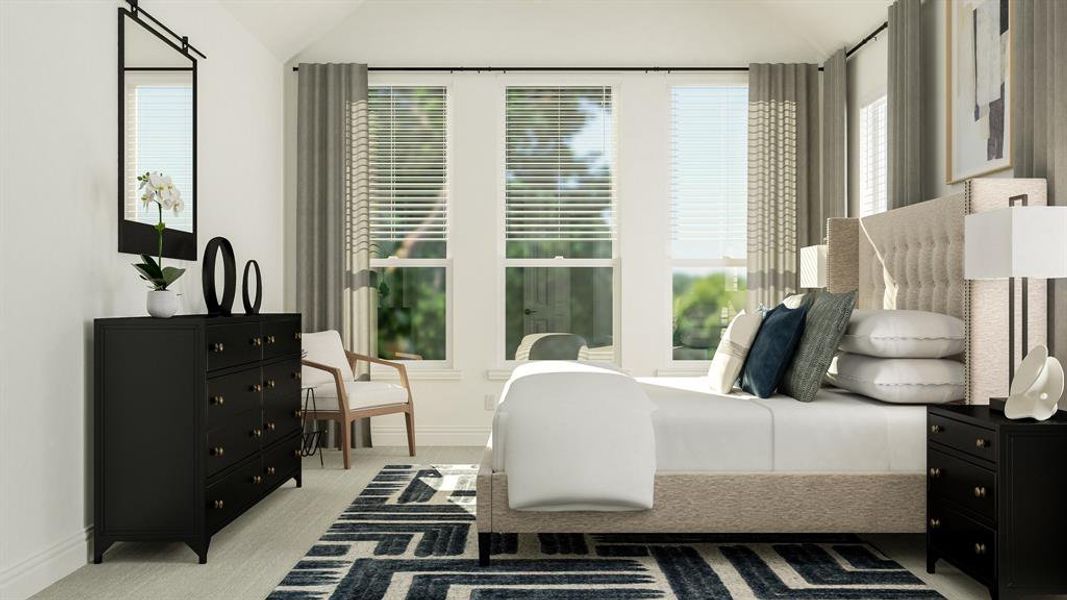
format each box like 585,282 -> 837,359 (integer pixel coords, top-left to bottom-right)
0,1 -> 284,597
846,32 -> 888,217
282,0 -> 883,446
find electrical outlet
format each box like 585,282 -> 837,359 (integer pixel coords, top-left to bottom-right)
484,394 -> 497,410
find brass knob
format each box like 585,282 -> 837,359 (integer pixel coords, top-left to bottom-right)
251,384 -> 263,392
974,542 -> 987,555
210,395 -> 225,406
974,486 -> 987,498
251,337 -> 263,347
929,467 -> 942,479
291,371 -> 301,380
266,466 -> 276,475
252,475 -> 263,485
266,422 -> 276,431
212,499 -> 224,510
267,335 -> 277,344
252,428 -> 263,438
929,518 -> 941,529
976,438 -> 990,448
930,424 -> 944,433
293,449 -> 301,457
294,332 -> 302,340
210,446 -> 225,457
293,409 -> 303,419
266,380 -> 276,389
211,342 -> 225,353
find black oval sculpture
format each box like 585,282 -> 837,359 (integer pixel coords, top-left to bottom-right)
202,237 -> 236,316
242,260 -> 262,315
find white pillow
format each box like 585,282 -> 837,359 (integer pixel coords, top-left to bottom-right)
827,353 -> 964,404
707,311 -> 762,394
839,309 -> 965,358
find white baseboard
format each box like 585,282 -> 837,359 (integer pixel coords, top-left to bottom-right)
372,426 -> 489,447
0,526 -> 91,600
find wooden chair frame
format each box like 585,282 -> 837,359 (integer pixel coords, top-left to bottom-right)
301,351 -> 415,469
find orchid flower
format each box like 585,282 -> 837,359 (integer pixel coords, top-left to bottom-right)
132,171 -> 186,291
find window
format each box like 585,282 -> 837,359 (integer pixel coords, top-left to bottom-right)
369,86 -> 449,362
859,95 -> 888,217
124,72 -> 194,232
503,86 -> 616,361
670,86 -> 748,361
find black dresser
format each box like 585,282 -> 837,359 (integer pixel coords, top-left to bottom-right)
93,314 -> 303,564
926,404 -> 1067,599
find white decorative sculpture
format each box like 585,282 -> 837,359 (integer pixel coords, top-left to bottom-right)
1005,345 -> 1065,421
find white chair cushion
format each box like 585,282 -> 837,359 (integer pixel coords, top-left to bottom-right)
309,380 -> 409,411
301,330 -> 355,388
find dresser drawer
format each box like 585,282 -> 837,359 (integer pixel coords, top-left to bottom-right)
262,434 -> 302,488
928,499 -> 996,579
928,412 -> 997,463
206,457 -> 263,534
263,360 -> 301,406
206,366 -> 263,424
207,322 -> 263,371
262,318 -> 301,360
928,448 -> 996,522
263,400 -> 302,444
206,409 -> 262,477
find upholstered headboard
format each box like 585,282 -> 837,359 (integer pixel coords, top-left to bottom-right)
826,179 -> 1049,404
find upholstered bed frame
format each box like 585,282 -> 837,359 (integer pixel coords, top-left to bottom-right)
475,179 -> 1048,565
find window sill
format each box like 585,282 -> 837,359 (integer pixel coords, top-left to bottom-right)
371,367 -> 463,381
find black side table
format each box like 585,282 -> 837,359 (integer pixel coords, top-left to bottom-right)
926,404 -> 1067,599
300,386 -> 325,467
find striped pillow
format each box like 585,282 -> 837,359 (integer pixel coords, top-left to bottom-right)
707,311 -> 762,394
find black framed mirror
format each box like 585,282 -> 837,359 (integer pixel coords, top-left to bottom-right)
118,4 -> 201,260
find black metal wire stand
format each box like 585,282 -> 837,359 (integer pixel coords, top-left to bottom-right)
300,387 -> 325,467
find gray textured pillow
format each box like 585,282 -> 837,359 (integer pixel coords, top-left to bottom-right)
780,290 -> 857,402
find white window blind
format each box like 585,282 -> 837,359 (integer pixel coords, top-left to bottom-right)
670,86 -> 748,261
124,73 -> 194,232
859,95 -> 888,217
369,86 -> 448,256
504,86 -> 615,246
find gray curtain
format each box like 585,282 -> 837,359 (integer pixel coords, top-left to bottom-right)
1012,0 -> 1067,369
887,0 -> 922,209
747,63 -> 821,311
821,48 -> 847,225
296,63 -> 373,448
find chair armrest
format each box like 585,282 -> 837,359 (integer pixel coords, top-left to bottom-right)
345,352 -> 412,399
301,359 -> 350,412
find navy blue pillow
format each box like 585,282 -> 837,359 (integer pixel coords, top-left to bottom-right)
740,303 -> 809,398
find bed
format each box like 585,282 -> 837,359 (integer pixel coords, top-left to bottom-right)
475,181 -> 1048,565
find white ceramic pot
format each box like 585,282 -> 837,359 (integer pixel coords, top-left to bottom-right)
147,289 -> 179,318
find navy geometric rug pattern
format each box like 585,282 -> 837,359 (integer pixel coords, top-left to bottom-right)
270,464 -> 943,599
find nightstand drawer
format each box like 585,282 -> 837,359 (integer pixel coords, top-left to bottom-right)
928,499 -> 995,579
928,412 -> 997,463
927,449 -> 996,521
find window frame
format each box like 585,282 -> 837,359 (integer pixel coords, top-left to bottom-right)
495,76 -> 622,367
666,79 -> 750,367
366,78 -> 454,371
858,94 -> 888,218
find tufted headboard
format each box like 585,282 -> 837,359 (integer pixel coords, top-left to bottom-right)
826,179 -> 1050,405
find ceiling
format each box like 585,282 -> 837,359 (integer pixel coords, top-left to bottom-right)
221,0 -> 890,64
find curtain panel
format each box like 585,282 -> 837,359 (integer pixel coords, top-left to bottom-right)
821,48 -> 848,225
887,0 -> 922,209
296,63 -> 373,448
1012,0 -> 1067,367
747,63 -> 821,311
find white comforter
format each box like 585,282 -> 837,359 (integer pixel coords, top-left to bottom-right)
492,362 -> 657,511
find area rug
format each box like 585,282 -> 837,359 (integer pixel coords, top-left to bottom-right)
270,464 -> 942,599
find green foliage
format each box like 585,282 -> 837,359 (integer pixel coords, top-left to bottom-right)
133,254 -> 185,291
376,267 -> 446,360
672,271 -> 747,358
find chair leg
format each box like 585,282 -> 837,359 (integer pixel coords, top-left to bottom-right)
404,409 -> 416,457
340,418 -> 351,470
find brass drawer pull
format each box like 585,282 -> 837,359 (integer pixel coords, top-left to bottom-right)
293,409 -> 304,419
251,337 -> 263,347
266,422 -> 277,431
212,499 -> 225,510
251,383 -> 263,392
929,518 -> 941,529
266,466 -> 276,475
266,380 -> 276,389
292,449 -> 302,458
930,424 -> 944,433
210,395 -> 225,406
211,342 -> 225,353
252,428 -> 263,438
291,371 -> 301,380
252,475 -> 263,485
294,332 -> 302,340
975,438 -> 990,448
974,542 -> 987,555
266,335 -> 277,344
210,446 -> 225,457
974,486 -> 987,498
928,467 -> 942,479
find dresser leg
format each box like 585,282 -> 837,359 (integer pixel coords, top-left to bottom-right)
189,539 -> 210,564
93,538 -> 113,564
295,473 -> 303,488
926,552 -> 937,574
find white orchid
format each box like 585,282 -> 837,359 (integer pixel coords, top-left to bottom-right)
132,171 -> 186,291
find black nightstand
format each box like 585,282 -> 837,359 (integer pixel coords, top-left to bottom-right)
926,404 -> 1067,599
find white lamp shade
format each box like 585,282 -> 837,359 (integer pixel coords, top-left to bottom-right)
964,206 -> 1067,280
800,244 -> 828,288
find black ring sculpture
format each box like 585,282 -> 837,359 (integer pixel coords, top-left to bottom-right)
242,260 -> 262,315
202,237 -> 236,316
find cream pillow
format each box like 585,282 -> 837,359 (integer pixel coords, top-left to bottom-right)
839,309 -> 965,358
707,311 -> 762,394
827,353 -> 965,404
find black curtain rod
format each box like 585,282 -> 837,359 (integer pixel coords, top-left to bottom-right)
845,21 -> 888,59
291,65 -> 814,73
